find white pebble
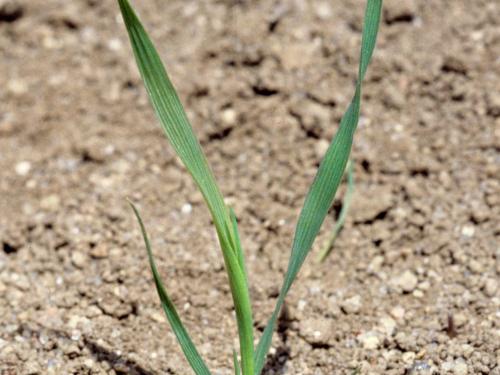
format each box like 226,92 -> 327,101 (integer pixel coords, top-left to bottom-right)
8,79 -> 28,96
484,278 -> 498,297
390,306 -> 405,321
461,225 -> 475,237
453,360 -> 468,375
357,331 -> 380,349
341,295 -> 362,314
40,194 -> 61,211
15,161 -> 31,176
394,270 -> 418,293
314,2 -> 332,19
108,38 -> 123,51
314,139 -> 329,160
181,203 -> 192,214
402,352 -> 416,364
221,108 -> 237,125
379,316 -> 397,336
297,299 -> 307,311
71,251 -> 87,269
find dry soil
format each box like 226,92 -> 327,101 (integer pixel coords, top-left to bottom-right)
0,0 -> 499,374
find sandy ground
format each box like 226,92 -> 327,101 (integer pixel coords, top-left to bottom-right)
0,0 -> 499,374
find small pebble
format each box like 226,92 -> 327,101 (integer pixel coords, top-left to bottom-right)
413,289 -> 424,298
181,203 -> 192,214
468,259 -> 484,274
85,306 -> 102,318
402,351 -> 416,364
368,255 -> 384,273
407,361 -> 432,375
221,108 -> 237,125
71,251 -> 87,269
23,360 -> 41,374
441,361 -> 453,372
314,139 -> 329,160
7,79 -> 28,96
452,360 -> 468,375
90,244 -> 108,259
314,2 -> 332,20
341,295 -> 362,314
297,299 -> 307,311
107,38 -> 123,51
97,295 -> 133,319
149,310 -> 164,323
453,312 -> 467,328
40,194 -> 61,211
461,225 -> 475,237
357,331 -> 380,349
395,332 -> 415,351
394,270 -> 418,293
379,316 -> 397,336
83,358 -> 95,369
300,317 -> 332,345
70,329 -> 81,341
484,278 -> 498,297
15,161 -> 31,176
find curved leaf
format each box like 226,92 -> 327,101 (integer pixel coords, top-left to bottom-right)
254,1 -> 383,373
129,201 -> 211,375
118,1 -> 254,373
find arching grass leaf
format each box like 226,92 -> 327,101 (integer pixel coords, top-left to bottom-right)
129,201 -> 211,375
254,2 -> 383,373
118,1 -> 254,373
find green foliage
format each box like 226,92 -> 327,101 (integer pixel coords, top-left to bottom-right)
129,201 -> 211,375
317,160 -> 355,262
233,350 -> 242,375
118,1 -> 254,373
253,1 -> 382,370
118,0 -> 382,374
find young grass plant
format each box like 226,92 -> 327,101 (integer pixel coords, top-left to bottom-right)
118,1 -> 382,374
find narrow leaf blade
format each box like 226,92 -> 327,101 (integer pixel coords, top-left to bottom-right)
318,160 -> 355,262
118,2 -> 255,372
229,208 -> 248,285
118,0 -> 230,241
129,201 -> 211,375
233,350 -> 242,375
254,1 -> 383,373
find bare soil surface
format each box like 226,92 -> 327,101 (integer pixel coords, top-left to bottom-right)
1,0 -> 499,374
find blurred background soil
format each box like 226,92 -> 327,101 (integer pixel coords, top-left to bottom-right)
0,0 -> 499,374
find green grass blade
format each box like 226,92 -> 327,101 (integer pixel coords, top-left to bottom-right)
229,208 -> 249,286
118,1 -> 254,373
254,2 -> 382,373
128,201 -> 211,375
219,226 -> 255,375
317,160 -> 355,262
233,350 -> 242,375
117,0 -> 230,242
